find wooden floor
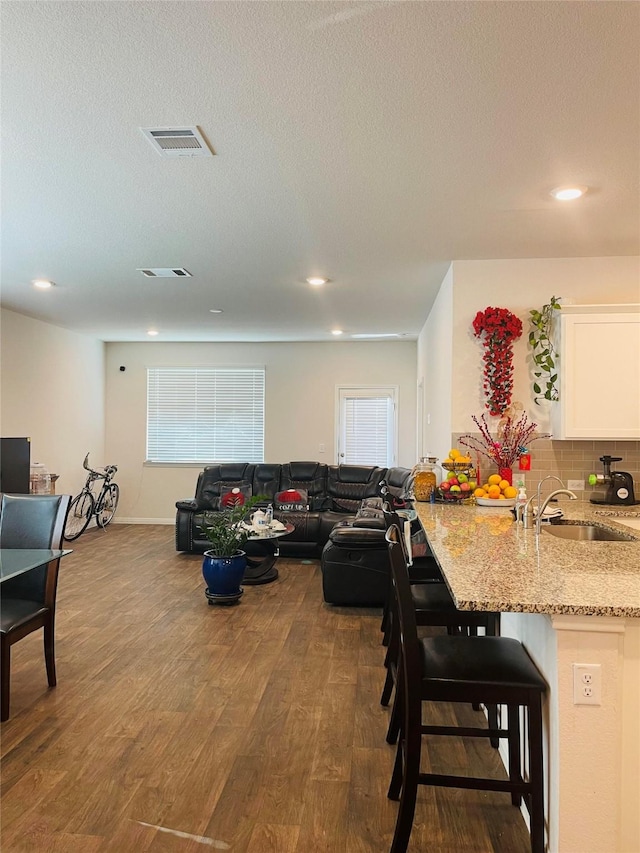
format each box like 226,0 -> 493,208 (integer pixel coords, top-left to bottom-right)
1,524 -> 531,853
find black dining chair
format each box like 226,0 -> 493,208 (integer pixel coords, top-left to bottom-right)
385,524 -> 546,853
0,493 -> 71,722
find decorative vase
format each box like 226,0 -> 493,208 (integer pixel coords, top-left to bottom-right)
202,550 -> 247,605
499,467 -> 513,486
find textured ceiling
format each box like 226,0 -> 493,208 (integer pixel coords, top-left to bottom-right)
1,1 -> 639,342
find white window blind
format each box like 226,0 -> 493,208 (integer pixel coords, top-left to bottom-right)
147,368 -> 265,463
343,395 -> 394,466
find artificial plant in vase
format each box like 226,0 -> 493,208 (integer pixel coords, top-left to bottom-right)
459,408 -> 549,484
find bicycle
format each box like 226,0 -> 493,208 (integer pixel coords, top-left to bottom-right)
63,453 -> 119,541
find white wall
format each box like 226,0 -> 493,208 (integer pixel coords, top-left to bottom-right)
105,340 -> 417,522
0,309 -> 105,495
417,264 -> 453,459
418,256 -> 640,463
549,616 -> 640,853
450,256 -> 640,433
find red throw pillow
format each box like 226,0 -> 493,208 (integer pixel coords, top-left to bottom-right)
219,486 -> 252,508
275,488 -> 309,511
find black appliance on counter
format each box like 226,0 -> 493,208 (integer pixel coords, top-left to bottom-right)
0,437 -> 31,493
589,455 -> 638,506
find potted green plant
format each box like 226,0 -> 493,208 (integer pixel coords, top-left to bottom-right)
199,493 -> 264,605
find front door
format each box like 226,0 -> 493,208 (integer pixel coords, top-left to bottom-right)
336,386 -> 397,466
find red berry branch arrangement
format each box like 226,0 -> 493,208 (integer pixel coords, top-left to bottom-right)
472,307 -> 523,416
460,410 -> 549,469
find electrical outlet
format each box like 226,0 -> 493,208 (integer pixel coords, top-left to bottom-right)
319,443 -> 325,453
568,479 -> 585,491
573,663 -> 601,705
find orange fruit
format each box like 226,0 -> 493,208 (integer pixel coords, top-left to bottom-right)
487,484 -> 501,499
488,474 -> 502,486
499,479 -> 510,491
473,487 -> 486,498
503,486 -> 517,499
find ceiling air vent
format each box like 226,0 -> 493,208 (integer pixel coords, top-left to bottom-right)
140,126 -> 215,157
137,268 -> 192,278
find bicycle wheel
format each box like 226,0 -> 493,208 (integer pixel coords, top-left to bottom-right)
64,491 -> 95,541
96,483 -> 119,528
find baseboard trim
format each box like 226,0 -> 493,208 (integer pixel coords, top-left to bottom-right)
114,518 -> 175,525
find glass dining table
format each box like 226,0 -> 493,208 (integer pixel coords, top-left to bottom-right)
0,549 -> 72,583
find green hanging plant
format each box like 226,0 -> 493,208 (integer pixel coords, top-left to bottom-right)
528,296 -> 561,404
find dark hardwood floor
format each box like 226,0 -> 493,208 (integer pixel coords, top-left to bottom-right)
1,524 -> 531,852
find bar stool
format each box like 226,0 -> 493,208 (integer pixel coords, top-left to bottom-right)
385,524 -> 546,853
379,503 -> 444,646
380,506 -> 500,746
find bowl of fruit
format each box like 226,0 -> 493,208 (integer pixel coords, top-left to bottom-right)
437,449 -> 477,502
473,474 -> 518,507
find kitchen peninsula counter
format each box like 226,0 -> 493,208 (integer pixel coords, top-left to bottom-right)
413,498 -> 640,853
414,500 -> 640,618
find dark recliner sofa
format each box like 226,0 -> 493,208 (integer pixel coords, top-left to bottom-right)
175,461 -> 414,606
175,461 -> 410,553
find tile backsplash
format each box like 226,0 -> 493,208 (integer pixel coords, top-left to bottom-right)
450,436 -> 640,502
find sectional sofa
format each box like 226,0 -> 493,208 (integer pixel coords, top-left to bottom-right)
175,461 -> 411,553
175,461 -> 416,607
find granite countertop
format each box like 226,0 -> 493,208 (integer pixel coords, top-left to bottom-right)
414,500 -> 640,618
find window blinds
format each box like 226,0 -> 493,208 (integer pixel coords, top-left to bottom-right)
147,368 -> 265,463
343,395 -> 393,466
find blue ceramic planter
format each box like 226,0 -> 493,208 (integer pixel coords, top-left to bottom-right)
202,550 -> 247,605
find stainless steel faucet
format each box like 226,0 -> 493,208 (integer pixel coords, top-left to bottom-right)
522,476 -> 578,535
535,489 -> 578,535
522,476 -> 563,528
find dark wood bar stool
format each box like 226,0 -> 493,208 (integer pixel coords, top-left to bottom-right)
379,504 -> 444,645
381,506 -> 500,746
385,524 -> 546,853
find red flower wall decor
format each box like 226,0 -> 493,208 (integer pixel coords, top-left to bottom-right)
472,307 -> 523,416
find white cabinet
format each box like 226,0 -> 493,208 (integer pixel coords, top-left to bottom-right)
552,305 -> 640,440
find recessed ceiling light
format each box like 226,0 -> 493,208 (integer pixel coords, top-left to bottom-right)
33,279 -> 54,289
209,308 -> 224,314
147,330 -> 159,336
331,329 -> 344,336
550,185 -> 587,201
307,277 -> 328,286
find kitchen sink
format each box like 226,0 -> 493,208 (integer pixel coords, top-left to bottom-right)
542,521 -> 637,542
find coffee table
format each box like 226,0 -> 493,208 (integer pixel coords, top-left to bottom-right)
242,522 -> 295,585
